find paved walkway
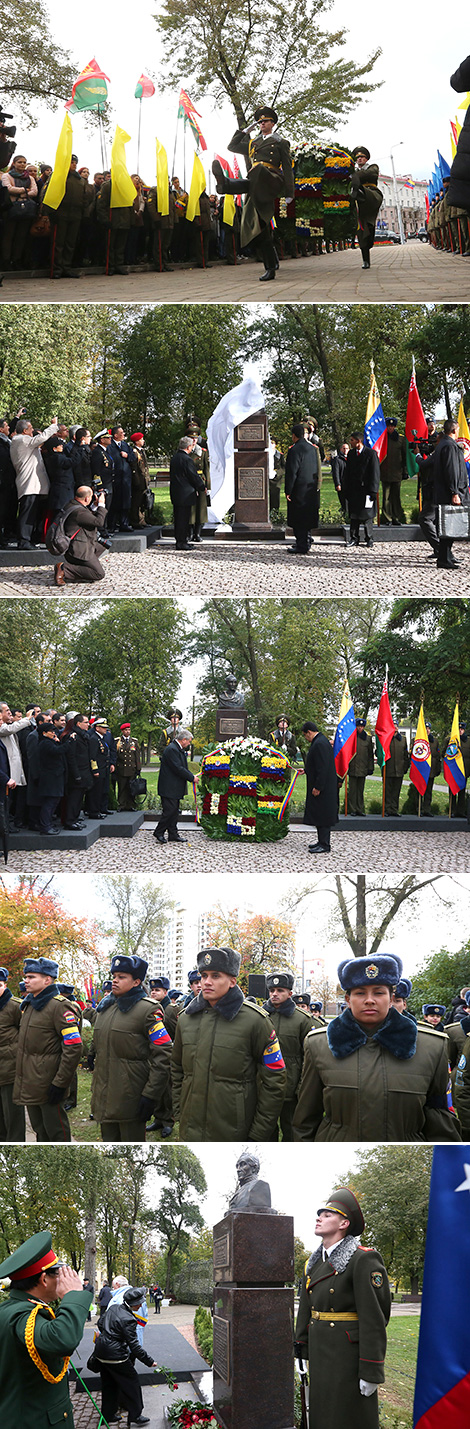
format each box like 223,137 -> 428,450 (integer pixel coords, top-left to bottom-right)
71,1305 -> 201,1429
7,822 -> 470,873
2,241 -> 468,304
1,538 -> 469,599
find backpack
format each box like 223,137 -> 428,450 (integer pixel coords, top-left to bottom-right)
45,509 -> 79,556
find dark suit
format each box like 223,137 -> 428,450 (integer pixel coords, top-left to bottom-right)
432,435 -> 469,567
284,437 -> 321,553
169,449 -> 205,548
108,438 -> 135,530
156,740 -> 195,840
343,445 -> 380,544
303,733 -> 338,850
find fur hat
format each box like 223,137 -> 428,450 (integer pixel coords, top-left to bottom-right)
197,946 -> 241,977
338,955 -> 403,991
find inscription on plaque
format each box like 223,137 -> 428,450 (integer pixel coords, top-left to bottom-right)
213,1316 -> 230,1384
238,467 -> 265,500
214,1234 -> 230,1269
236,423 -> 264,442
218,716 -> 246,737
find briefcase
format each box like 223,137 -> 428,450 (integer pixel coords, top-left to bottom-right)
438,505 -> 469,539
129,776 -> 147,797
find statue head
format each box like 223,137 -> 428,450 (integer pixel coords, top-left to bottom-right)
236,1150 -> 260,1185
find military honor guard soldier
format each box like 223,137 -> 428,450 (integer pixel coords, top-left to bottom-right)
347,718 -> 374,816
0,964 -> 25,1141
13,957 -> 82,1142
295,1188 -> 390,1429
212,104 -> 294,281
0,1231 -> 92,1427
90,953 -> 172,1141
263,971 -> 322,1140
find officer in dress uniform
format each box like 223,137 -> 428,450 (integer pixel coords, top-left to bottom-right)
13,957 -> 82,1142
350,146 -> 383,269
115,721 -> 141,810
0,965 -> 25,1141
0,1231 -> 92,1427
212,105 -> 294,281
90,429 -> 114,517
295,1188 -> 390,1429
383,728 -> 410,816
264,971 -> 322,1140
347,718 -> 374,815
90,954 -> 172,1141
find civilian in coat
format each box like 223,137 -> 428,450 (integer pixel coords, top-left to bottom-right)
154,727 -> 198,844
284,423 -> 321,554
169,437 -> 205,549
10,416 -> 58,548
42,435 -> 75,516
329,443 -> 349,513
108,427 -> 135,532
0,418 -> 17,545
432,418 -> 469,569
36,725 -> 66,833
54,486 -> 107,586
64,714 -> 95,829
302,720 -> 338,854
343,433 -> 380,547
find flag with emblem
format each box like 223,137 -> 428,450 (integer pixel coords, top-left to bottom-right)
177,88 -> 207,151
135,74 -> 155,99
414,1148 -> 470,1429
410,704 -> 432,797
66,57 -> 109,114
333,678 -> 357,777
149,1020 -> 172,1046
405,359 -> 428,476
443,703 -> 466,795
262,1030 -> 286,1068
375,672 -> 395,769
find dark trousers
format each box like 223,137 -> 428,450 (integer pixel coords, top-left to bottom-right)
381,482 -> 404,524
98,1359 -> 144,1421
87,772 -> 106,817
117,775 -> 136,811
419,501 -> 439,554
152,226 -> 173,268
173,502 -> 191,548
109,468 -> 132,528
0,473 -> 17,540
0,1083 -> 26,1141
17,492 -> 40,546
52,214 -> 81,272
437,537 -> 455,568
347,775 -> 366,815
384,775 -> 403,816
66,786 -> 85,824
156,796 -> 181,840
27,1101 -> 72,1141
39,794 -> 60,833
316,824 -> 332,850
290,493 -> 319,553
100,1119 -> 146,1142
350,514 -> 373,544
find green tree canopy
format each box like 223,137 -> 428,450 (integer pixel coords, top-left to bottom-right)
357,600 -> 470,730
97,875 -> 174,965
339,1146 -> 433,1293
410,941 -> 470,1017
65,599 -> 188,736
149,1147 -> 207,1294
0,0 -> 77,123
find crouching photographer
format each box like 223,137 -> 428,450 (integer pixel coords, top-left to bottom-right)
53,484 -> 107,585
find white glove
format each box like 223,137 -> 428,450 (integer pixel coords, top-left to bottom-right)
359,1380 -> 377,1397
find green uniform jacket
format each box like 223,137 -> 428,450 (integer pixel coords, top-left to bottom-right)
96,179 -> 132,230
295,1239 -> 390,1429
164,1000 -> 179,1039
445,1019 -> 465,1081
453,1018 -> 470,1136
385,735 -> 410,778
264,999 -> 320,1100
348,734 -> 374,778
13,990 -> 82,1105
0,990 -> 21,1085
0,1285 -> 92,1427
91,989 -> 172,1122
171,987 -> 287,1140
292,1008 -> 461,1142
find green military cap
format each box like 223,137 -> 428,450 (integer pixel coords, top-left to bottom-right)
0,1231 -> 63,1282
317,1188 -> 365,1236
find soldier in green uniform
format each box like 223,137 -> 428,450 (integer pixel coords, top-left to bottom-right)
43,154 -> 87,278
347,719 -> 374,815
293,954 -> 461,1142
146,975 -> 175,1136
115,720 -> 141,809
0,1231 -> 92,1428
158,708 -> 183,757
350,147 -> 383,269
57,983 -> 83,1112
171,946 -> 287,1140
421,1002 -> 446,1032
391,976 -> 416,1021
310,1000 -> 328,1025
90,953 -> 172,1141
384,729 -> 410,815
147,183 -> 175,271
13,957 -> 82,1142
452,996 -> 470,1136
263,971 -> 321,1140
96,176 -> 132,274
212,105 -> 294,281
295,1188 -> 390,1429
380,417 -> 407,526
0,965 -> 25,1141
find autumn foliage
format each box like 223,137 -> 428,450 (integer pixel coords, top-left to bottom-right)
0,878 -> 106,994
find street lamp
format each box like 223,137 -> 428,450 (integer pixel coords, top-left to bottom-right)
390,143 -> 406,245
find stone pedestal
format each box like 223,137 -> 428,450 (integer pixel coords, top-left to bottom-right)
212,1212 -> 295,1429
215,709 -> 248,741
232,410 -> 272,533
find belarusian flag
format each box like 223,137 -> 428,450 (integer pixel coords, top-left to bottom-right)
135,74 -> 155,99
410,704 -> 431,798
177,88 -> 207,151
405,360 -> 428,477
375,673 -> 395,769
66,58 -> 109,113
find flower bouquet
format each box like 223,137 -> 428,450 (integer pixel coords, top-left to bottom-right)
167,1400 -> 219,1427
199,737 -> 296,843
292,140 -> 355,239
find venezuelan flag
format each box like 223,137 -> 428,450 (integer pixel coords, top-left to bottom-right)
262,1032 -> 286,1069
333,678 -> 357,777
443,704 -> 466,795
410,704 -> 431,798
414,1147 -> 470,1429
363,366 -> 387,462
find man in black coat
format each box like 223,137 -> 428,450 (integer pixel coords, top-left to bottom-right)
448,54 -> 470,215
212,105 -> 294,281
284,423 -> 321,554
36,724 -> 66,834
154,726 -> 198,844
64,714 -> 96,829
0,418 -> 17,545
42,435 -> 75,516
302,720 -> 338,854
108,425 -> 135,532
343,433 -> 381,547
169,437 -> 205,550
329,443 -> 349,513
432,418 -> 469,569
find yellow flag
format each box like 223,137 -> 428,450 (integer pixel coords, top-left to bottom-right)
222,194 -> 236,227
156,138 -> 169,216
450,133 -> 456,159
186,153 -> 206,221
457,92 -> 470,112
458,397 -> 470,440
110,126 -> 136,208
44,113 -> 73,210
456,118 -> 462,138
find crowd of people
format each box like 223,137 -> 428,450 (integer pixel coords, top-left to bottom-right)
0,948 -> 468,1145
0,703 -> 143,834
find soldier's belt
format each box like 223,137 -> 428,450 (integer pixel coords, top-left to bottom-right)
311,1310 -> 359,1321
250,161 -> 283,175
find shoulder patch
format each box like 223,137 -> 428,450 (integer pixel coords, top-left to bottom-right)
418,1025 -> 447,1039
244,1001 -> 269,1018
457,1053 -> 467,1071
62,1010 -> 76,1023
371,1270 -> 384,1287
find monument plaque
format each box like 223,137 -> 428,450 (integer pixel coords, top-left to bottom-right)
213,1209 -> 295,1429
237,467 -> 265,501
216,714 -> 248,739
213,1315 -> 230,1384
213,1234 -> 230,1269
236,422 -> 264,445
233,408 -> 271,531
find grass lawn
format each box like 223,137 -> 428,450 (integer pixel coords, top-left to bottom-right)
70,1070 -> 179,1143
149,468 -> 420,528
141,763 -> 453,818
378,1315 -> 419,1429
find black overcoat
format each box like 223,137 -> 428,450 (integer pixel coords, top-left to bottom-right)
448,56 -> 470,210
36,737 -> 66,799
432,436 -> 469,505
303,732 -> 338,828
158,741 -> 195,799
343,447 -> 380,518
169,450 -> 205,506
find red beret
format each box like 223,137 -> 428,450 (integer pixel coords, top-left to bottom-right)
120,722 -> 131,730
130,432 -> 144,442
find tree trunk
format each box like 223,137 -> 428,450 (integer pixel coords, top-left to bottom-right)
244,599 -> 265,735
442,369 -> 452,420
84,1211 -> 97,1288
410,1272 -> 419,1296
355,876 -> 367,957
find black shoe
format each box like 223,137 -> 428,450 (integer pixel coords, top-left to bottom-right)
153,833 -> 166,843
161,1123 -> 173,1137
64,822 -> 81,830
259,268 -> 276,281
212,159 -> 227,194
192,534 -> 203,543
168,835 -> 187,843
361,259 -> 370,269
131,1418 -> 151,1425
308,842 -> 330,853
17,540 -> 36,549
146,1121 -> 162,1134
391,520 -> 402,526
119,520 -> 133,531
162,263 -> 174,272
365,538 -> 373,548
97,813 -> 107,820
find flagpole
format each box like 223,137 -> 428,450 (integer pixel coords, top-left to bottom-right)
382,766 -> 386,817
171,112 -> 179,182
183,119 -> 187,191
418,793 -> 421,817
344,770 -> 348,816
137,97 -> 142,173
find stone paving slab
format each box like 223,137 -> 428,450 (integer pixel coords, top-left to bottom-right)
70,1379 -> 200,1429
7,822 -> 469,873
1,540 -> 468,599
2,242 -> 468,303
75,1324 -> 208,1389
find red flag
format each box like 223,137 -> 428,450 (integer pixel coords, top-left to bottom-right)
178,88 -> 207,150
178,87 -> 202,118
135,74 -> 155,99
71,57 -> 110,101
375,675 -> 395,765
405,364 -> 428,442
425,193 -> 430,220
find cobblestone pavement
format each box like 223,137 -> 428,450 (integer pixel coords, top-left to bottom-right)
2,241 -> 467,304
1,539 -> 469,599
7,823 -> 470,873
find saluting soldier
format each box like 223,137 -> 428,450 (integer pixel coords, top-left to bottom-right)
350,146 -> 383,269
115,721 -> 141,810
293,954 -> 461,1142
295,1188 -> 390,1429
171,946 -> 287,1140
264,971 -> 321,1140
0,965 -> 25,1141
90,954 -> 172,1141
13,957 -> 82,1142
158,708 -> 183,757
0,1231 -> 92,1427
383,728 -> 410,816
212,105 -> 294,282
347,718 -> 374,816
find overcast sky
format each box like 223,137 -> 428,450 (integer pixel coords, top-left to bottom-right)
14,0 -> 468,184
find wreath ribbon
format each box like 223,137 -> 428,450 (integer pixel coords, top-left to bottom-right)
277,769 -> 300,820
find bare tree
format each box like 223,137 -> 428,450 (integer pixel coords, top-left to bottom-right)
285,874 -> 452,958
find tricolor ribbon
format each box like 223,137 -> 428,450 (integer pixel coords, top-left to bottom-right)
277,769 -> 300,820
193,778 -> 200,825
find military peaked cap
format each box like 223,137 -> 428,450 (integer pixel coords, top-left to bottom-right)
317,1188 -> 365,1236
0,1231 -> 63,1282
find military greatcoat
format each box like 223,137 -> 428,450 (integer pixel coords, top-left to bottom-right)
0,1285 -> 92,1428
295,1235 -> 390,1429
